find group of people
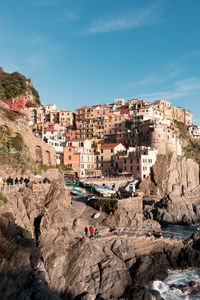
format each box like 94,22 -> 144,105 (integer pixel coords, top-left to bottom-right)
84,226 -> 99,239
0,176 -> 51,188
5,176 -> 30,187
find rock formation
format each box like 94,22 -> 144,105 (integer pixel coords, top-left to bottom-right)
141,153 -> 200,198
0,152 -> 200,299
142,154 -> 200,225
0,179 -> 185,299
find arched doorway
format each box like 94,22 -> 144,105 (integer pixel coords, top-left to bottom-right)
46,150 -> 51,166
35,145 -> 43,164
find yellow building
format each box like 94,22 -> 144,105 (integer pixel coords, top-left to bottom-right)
96,143 -> 126,173
58,110 -> 74,127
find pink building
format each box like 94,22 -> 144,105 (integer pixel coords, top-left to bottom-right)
66,127 -> 82,140
4,96 -> 32,112
117,146 -> 157,180
64,139 -> 94,178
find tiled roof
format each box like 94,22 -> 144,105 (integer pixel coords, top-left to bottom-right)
101,143 -> 120,149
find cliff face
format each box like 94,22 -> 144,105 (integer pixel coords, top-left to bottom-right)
141,153 -> 200,198
0,179 -> 177,300
142,154 -> 200,225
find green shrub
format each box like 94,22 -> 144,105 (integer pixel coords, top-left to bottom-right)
12,134 -> 24,151
174,120 -> 189,139
0,192 -> 8,204
4,111 -> 16,121
16,226 -> 28,237
183,140 -> 200,166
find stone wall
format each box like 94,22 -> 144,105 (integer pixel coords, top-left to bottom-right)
0,113 -> 56,166
150,126 -> 177,155
84,176 -> 134,191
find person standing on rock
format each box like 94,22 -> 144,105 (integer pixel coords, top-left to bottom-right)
85,227 -> 88,237
89,226 -> 94,238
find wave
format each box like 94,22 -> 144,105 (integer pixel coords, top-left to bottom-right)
151,269 -> 200,299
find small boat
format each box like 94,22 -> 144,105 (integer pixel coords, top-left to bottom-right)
94,185 -> 110,190
66,182 -> 79,187
93,212 -> 100,219
70,189 -> 83,196
95,187 -> 116,197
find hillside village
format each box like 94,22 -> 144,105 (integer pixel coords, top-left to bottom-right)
2,87 -> 200,181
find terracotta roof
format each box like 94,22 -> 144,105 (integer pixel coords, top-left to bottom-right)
43,129 -> 57,132
101,143 -> 121,149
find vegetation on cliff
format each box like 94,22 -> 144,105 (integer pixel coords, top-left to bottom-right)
174,120 -> 200,167
0,125 -> 40,174
0,68 -> 40,105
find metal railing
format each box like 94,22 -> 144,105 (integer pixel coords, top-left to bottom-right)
0,183 -> 26,194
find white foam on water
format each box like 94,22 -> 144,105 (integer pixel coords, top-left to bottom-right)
150,269 -> 200,300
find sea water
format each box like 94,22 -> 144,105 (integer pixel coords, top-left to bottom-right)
151,269 -> 200,300
151,224 -> 200,299
162,224 -> 198,240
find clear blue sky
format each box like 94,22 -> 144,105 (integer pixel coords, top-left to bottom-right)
1,0 -> 200,123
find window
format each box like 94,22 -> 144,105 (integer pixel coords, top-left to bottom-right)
80,164 -> 84,169
111,148 -> 114,153
69,155 -> 71,160
124,166 -> 126,170
101,149 -> 103,153
69,148 -> 71,152
137,166 -> 140,171
101,156 -> 103,161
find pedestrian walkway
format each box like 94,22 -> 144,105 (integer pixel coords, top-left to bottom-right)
0,184 -> 25,195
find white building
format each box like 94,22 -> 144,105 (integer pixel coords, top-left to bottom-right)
189,125 -> 200,139
47,139 -> 64,165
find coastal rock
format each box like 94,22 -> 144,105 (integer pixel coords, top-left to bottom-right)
0,178 -> 190,299
129,287 -> 164,300
141,154 -> 200,198
148,193 -> 200,225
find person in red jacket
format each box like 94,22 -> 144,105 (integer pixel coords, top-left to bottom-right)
89,226 -> 94,238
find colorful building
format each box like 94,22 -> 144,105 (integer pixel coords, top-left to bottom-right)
4,96 -> 33,112
117,146 -> 157,180
96,143 -> 126,173
64,139 -> 95,178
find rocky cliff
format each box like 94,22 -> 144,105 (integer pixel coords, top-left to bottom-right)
0,179 -> 185,300
141,153 -> 200,198
142,154 -> 200,225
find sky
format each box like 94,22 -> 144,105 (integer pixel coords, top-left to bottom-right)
1,0 -> 200,123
